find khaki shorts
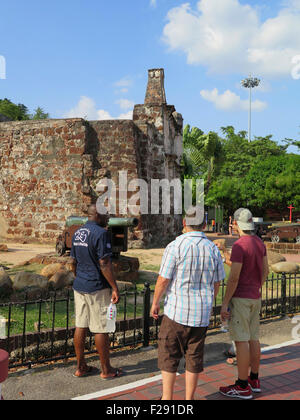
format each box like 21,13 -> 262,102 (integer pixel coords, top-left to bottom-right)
229,298 -> 261,342
74,288 -> 112,334
158,315 -> 208,374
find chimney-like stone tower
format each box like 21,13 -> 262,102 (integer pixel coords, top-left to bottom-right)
144,68 -> 167,105
132,68 -> 184,247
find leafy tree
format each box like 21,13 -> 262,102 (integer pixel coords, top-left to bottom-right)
241,154 -> 300,214
31,107 -> 49,120
0,98 -> 30,120
218,126 -> 287,178
184,124 -> 298,216
205,177 -> 243,215
183,125 -> 223,193
284,138 -> 300,151
0,99 -> 49,121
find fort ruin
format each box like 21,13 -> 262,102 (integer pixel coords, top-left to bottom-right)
0,69 -> 183,248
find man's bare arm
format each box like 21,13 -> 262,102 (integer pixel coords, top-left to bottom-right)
214,281 -> 221,300
151,276 -> 170,320
220,262 -> 242,321
99,257 -> 120,304
261,256 -> 269,287
222,262 -> 243,307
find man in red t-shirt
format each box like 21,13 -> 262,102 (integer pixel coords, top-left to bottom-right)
219,208 -> 269,400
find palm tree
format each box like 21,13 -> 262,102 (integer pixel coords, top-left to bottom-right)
183,125 -> 223,194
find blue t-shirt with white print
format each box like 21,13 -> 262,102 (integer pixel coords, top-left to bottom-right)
70,221 -> 113,293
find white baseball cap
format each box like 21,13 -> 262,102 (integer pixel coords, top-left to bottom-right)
234,208 -> 255,231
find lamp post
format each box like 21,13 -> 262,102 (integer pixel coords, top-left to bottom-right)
241,75 -> 260,142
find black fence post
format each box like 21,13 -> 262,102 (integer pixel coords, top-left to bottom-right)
143,282 -> 151,347
281,272 -> 287,318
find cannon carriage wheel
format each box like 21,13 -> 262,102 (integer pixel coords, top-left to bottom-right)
56,240 -> 66,257
271,232 -> 280,243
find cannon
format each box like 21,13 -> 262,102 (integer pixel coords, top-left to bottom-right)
265,223 -> 300,244
56,216 -> 139,257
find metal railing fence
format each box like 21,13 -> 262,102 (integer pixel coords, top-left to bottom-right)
0,272 -> 299,369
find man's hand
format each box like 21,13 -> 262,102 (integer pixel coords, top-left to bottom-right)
151,303 -> 160,320
151,276 -> 170,321
100,257 -> 120,303
111,288 -> 120,305
215,240 -> 226,252
221,304 -> 231,322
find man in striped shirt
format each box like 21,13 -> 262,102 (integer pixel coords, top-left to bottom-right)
151,215 -> 225,400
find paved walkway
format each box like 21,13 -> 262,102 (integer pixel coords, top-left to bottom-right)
74,341 -> 300,401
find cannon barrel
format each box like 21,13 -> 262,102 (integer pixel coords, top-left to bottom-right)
66,216 -> 138,228
108,217 -> 139,228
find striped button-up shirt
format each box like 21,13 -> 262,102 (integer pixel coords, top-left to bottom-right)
159,231 -> 226,327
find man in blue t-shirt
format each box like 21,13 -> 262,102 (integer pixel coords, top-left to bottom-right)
70,204 -> 122,379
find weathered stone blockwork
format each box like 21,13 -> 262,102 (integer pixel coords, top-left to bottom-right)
0,69 -> 183,247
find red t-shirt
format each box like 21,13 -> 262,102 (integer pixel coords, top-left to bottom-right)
230,235 -> 267,299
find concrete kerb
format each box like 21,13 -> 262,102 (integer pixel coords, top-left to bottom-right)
2,315 -> 299,400
72,339 -> 300,401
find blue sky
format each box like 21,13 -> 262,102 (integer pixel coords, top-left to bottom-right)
0,0 -> 299,150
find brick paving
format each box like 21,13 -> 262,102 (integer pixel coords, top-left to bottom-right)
94,343 -> 300,401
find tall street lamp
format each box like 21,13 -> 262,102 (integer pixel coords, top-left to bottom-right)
241,75 -> 260,142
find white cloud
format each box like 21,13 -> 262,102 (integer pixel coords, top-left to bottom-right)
64,96 -> 133,120
118,110 -> 134,119
114,77 -> 132,88
200,88 -> 267,112
114,77 -> 133,94
162,0 -> 300,77
116,99 -> 135,110
150,0 -> 157,7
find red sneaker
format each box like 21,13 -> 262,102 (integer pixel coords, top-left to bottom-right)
248,377 -> 261,393
219,383 -> 253,400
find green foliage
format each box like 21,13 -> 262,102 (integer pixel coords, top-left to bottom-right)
205,177 -> 243,214
219,126 -> 288,178
242,155 -> 300,213
284,138 -> 300,151
183,124 -> 300,215
183,125 -> 223,193
0,98 -> 49,121
0,98 -> 30,120
31,107 -> 49,120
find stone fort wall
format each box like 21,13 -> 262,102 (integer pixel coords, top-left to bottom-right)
0,69 -> 183,247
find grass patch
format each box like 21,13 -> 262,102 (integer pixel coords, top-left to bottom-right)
139,263 -> 161,272
1,260 -> 299,336
7,263 -> 44,278
0,297 -> 76,335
